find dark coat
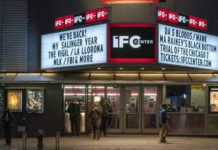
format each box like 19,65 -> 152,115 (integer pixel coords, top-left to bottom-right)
67,103 -> 80,120
160,106 -> 167,124
2,110 -> 15,126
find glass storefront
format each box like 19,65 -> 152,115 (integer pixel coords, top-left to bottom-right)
64,84 -> 160,134
63,84 -> 207,134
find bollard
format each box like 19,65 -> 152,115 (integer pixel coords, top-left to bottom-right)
55,132 -> 60,150
22,131 -> 27,150
37,129 -> 44,150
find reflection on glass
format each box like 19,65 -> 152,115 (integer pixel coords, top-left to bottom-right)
7,90 -> 22,112
64,85 -> 86,133
166,85 -> 205,113
26,89 -> 44,113
125,87 -> 139,129
107,86 -> 120,129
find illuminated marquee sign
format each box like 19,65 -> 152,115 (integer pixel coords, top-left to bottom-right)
41,24 -> 107,69
158,24 -> 218,70
109,24 -> 156,63
101,0 -> 159,4
157,8 -> 207,31
55,8 -> 108,30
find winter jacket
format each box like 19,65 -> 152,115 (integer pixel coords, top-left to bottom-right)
67,103 -> 80,120
160,106 -> 167,124
90,106 -> 102,126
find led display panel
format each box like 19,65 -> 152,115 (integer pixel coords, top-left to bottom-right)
41,24 -> 107,69
158,24 -> 218,70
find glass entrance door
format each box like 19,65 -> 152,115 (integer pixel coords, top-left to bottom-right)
123,87 -> 141,133
63,84 -> 159,134
106,86 -> 121,133
122,86 -> 159,133
142,87 -> 158,133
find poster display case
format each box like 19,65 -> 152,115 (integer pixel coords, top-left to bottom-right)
26,89 -> 44,113
7,90 -> 22,112
209,87 -> 218,113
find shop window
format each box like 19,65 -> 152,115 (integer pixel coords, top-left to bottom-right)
26,89 -> 44,113
166,85 -> 205,113
7,90 -> 22,112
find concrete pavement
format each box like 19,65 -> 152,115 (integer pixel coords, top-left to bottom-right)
0,134 -> 218,150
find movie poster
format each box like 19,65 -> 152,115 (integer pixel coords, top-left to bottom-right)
209,87 -> 218,113
7,90 -> 22,112
26,89 -> 44,113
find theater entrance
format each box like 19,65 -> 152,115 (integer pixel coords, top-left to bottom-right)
64,85 -> 160,134
120,86 -> 160,133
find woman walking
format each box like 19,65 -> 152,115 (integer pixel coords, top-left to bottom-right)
90,101 -> 102,140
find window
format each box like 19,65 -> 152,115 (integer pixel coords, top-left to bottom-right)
166,85 -> 205,113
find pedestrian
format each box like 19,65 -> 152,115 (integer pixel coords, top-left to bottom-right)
100,97 -> 110,137
67,98 -> 80,136
159,104 -> 169,143
2,107 -> 15,146
89,101 -> 102,140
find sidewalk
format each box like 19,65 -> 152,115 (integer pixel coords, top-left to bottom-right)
0,134 -> 218,150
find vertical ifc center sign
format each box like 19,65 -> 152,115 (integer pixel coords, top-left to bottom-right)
158,24 -> 218,70
41,24 -> 107,69
109,24 -> 157,63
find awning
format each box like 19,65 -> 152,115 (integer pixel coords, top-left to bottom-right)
0,72 -> 217,84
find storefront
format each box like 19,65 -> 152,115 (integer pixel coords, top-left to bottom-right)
1,72 -> 218,137
1,0 -> 218,137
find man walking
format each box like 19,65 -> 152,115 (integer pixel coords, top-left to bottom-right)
67,98 -> 80,136
2,107 -> 15,146
159,104 -> 169,143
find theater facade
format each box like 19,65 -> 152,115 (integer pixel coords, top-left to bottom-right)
1,0 -> 218,137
